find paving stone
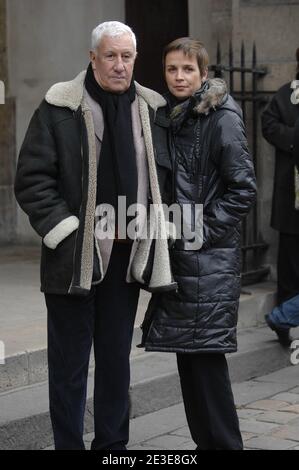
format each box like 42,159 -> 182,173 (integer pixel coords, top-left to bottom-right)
232,381 -> 290,407
245,436 -> 297,450
289,387 -> 299,394
127,445 -> 150,450
272,424 -> 299,442
245,399 -> 290,411
239,418 -> 280,434
284,416 -> 299,426
176,440 -> 195,450
271,392 -> 299,404
255,411 -> 299,424
242,432 -> 257,441
128,403 -> 187,446
169,426 -> 191,438
255,366 -> 299,386
143,434 -> 192,450
237,409 -> 264,419
280,404 -> 299,414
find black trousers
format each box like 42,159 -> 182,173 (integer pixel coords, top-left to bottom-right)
176,353 -> 243,450
277,233 -> 299,304
45,242 -> 140,450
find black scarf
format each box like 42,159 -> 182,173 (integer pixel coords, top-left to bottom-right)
84,63 -> 138,217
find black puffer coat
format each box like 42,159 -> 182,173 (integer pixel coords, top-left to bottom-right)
140,79 -> 257,354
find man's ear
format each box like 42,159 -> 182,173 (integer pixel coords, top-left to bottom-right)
90,50 -> 96,69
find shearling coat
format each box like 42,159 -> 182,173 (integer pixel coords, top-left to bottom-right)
14,71 -> 176,296
139,79 -> 257,354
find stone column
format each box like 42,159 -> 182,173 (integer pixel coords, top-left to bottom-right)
0,0 -> 16,244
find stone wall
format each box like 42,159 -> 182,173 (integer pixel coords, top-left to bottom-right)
0,0 -> 16,244
189,0 -> 233,64
6,0 -> 125,243
0,0 -> 7,85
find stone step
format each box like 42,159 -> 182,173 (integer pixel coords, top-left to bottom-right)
0,281 -> 277,393
0,324 -> 297,450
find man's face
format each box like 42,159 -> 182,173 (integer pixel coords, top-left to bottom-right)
165,50 -> 208,100
90,33 -> 136,93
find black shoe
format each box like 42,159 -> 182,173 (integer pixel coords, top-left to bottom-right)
265,314 -> 292,347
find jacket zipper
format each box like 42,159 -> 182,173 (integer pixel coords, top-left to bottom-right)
171,133 -> 177,205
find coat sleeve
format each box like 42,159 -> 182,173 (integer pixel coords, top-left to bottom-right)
294,117 -> 299,172
14,104 -> 79,249
261,94 -> 295,154
203,111 -> 257,249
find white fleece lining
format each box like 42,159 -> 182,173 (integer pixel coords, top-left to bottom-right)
46,71 -> 86,111
79,106 -> 99,290
133,97 -> 173,289
43,216 -> 79,250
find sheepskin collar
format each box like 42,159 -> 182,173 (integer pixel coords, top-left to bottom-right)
45,70 -> 166,111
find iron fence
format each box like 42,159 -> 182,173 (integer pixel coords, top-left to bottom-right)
210,41 -> 269,285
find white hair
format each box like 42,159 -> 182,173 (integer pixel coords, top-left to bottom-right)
91,21 -> 137,52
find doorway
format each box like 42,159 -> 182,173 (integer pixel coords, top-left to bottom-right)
126,0 -> 189,94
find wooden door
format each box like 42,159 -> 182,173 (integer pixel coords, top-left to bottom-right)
126,0 -> 189,94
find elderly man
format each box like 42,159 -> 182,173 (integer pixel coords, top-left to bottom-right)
15,21 -> 175,450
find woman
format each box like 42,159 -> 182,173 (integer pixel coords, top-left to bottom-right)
139,38 -> 257,450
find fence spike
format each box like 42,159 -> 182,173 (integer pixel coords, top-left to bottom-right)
229,40 -> 233,66
241,41 -> 245,66
216,41 -> 221,64
252,42 -> 257,68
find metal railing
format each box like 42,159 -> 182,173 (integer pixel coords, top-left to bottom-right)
210,41 -> 269,285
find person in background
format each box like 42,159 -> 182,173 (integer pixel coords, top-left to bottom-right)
262,48 -> 299,347
266,293 -> 299,347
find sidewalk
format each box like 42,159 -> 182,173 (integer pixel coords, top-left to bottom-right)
43,364 -> 299,451
1,245 -> 299,450
0,244 -> 278,359
0,245 -> 148,357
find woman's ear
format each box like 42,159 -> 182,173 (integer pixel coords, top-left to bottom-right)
202,68 -> 209,82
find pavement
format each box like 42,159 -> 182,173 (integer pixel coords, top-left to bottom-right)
1,245 -> 299,451
42,365 -> 299,451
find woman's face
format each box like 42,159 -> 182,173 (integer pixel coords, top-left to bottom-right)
165,50 -> 208,100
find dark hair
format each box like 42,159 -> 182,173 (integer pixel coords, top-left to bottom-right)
296,48 -> 299,79
162,37 -> 209,76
